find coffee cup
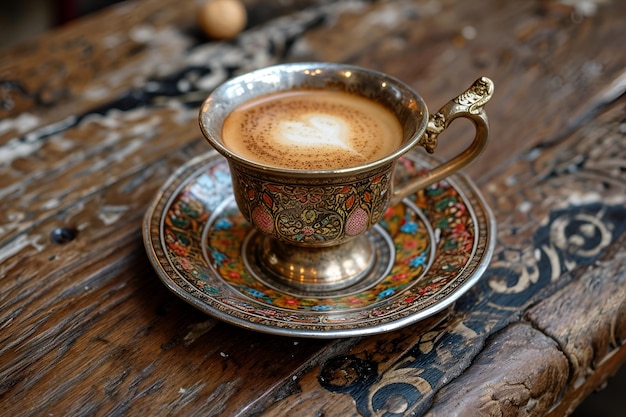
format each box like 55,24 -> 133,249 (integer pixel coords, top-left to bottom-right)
199,62 -> 493,292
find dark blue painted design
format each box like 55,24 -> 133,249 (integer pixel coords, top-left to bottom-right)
319,202 -> 626,416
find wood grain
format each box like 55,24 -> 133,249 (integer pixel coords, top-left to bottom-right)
427,323 -> 569,417
532,233 -> 626,417
1,0 -> 626,416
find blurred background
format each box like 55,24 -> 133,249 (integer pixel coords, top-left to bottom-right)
0,0 -> 124,49
0,1 -> 624,416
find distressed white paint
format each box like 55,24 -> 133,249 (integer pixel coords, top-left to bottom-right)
0,234 -> 45,264
0,139 -> 42,165
128,116 -> 160,136
560,0 -> 609,16
6,211 -> 25,222
0,116 -> 77,165
0,179 -> 25,201
504,175 -> 518,186
166,100 -> 196,125
83,87 -> 110,101
102,32 -> 125,49
0,113 -> 40,135
41,198 -> 61,210
51,136 -> 76,152
24,116 -> 77,143
518,201 -> 532,213
461,25 -> 477,40
362,4 -> 407,28
566,190 -> 626,206
129,24 -> 157,43
525,148 -> 542,161
97,205 -> 130,226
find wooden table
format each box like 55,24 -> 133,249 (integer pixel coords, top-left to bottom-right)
2,0 -> 625,415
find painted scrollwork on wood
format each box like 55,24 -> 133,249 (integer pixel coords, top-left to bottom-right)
318,199 -> 626,417
486,203 -> 621,296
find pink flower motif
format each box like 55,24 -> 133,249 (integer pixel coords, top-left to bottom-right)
252,205 -> 274,234
454,202 -> 466,217
392,273 -> 408,281
179,258 -> 193,271
345,207 -> 369,236
452,223 -> 471,240
169,242 -> 188,257
302,226 -> 314,236
403,239 -> 419,250
399,158 -> 415,173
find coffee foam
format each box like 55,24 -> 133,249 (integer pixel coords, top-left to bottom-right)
222,90 -> 403,170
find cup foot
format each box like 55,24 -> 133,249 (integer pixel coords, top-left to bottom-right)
242,226 -> 395,294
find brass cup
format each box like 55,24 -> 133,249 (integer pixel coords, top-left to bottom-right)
199,63 -> 493,292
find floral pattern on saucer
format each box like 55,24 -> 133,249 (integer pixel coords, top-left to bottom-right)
204,197 -> 432,311
144,150 -> 494,337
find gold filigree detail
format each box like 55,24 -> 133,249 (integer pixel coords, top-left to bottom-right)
454,77 -> 494,114
419,112 -> 445,153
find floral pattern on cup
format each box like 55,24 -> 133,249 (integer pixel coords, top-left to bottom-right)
233,170 -> 391,245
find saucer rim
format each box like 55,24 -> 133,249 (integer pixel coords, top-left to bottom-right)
143,151 -> 496,338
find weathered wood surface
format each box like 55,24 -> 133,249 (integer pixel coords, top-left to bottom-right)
1,0 -> 625,416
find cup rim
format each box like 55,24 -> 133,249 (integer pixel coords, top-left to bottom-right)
198,62 -> 429,177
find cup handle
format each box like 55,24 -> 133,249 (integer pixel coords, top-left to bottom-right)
390,77 -> 494,206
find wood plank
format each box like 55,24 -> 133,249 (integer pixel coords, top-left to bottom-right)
0,225 -> 341,416
426,323 -> 569,417
424,231 -> 626,416
1,0 -> 626,415
0,0 -> 198,122
261,311 -> 451,416
0,0 -> 326,137
530,233 -> 626,416
0,106 -> 203,242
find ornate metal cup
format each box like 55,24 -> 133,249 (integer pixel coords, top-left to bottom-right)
199,63 -> 493,292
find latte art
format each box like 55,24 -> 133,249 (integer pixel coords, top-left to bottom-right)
222,90 -> 403,170
278,115 -> 354,152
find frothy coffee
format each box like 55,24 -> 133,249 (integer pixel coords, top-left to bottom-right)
221,89 -> 403,170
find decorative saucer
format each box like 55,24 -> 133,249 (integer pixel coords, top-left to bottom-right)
143,150 -> 495,338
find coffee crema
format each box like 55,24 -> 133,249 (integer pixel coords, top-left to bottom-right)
221,89 -> 403,170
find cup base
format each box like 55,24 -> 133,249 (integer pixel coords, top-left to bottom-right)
242,225 -> 395,294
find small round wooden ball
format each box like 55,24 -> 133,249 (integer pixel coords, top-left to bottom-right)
198,0 -> 247,40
